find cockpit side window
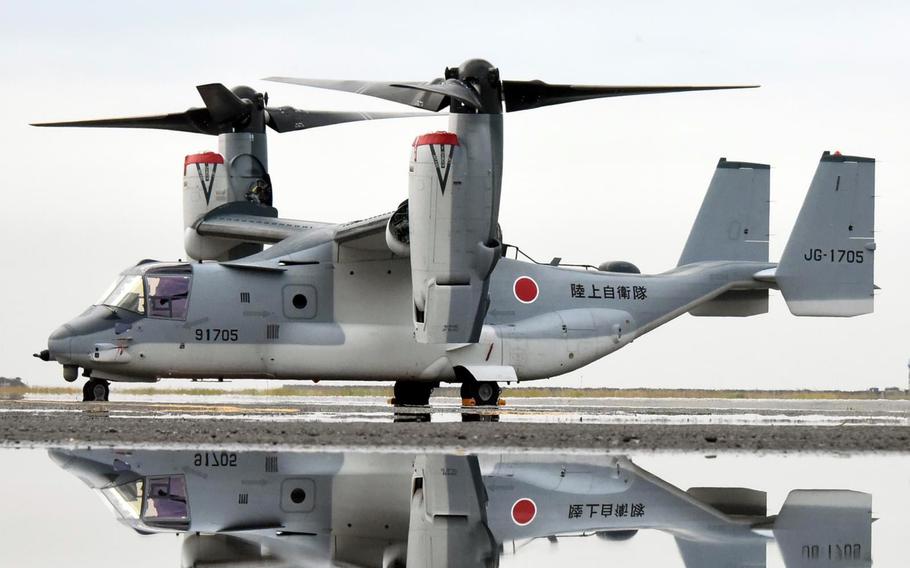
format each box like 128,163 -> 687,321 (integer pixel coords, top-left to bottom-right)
146,275 -> 191,320
142,475 -> 189,529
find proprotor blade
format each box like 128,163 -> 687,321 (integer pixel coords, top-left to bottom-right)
263,77 -> 451,112
265,108 -> 440,133
196,83 -> 251,124
31,108 -> 217,134
389,79 -> 483,110
502,81 -> 760,112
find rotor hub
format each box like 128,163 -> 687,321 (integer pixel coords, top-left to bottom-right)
446,59 -> 503,114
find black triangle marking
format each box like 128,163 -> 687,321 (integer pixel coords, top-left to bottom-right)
428,144 -> 454,196
196,163 -> 217,205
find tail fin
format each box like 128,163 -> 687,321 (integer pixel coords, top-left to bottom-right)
774,152 -> 876,316
679,158 -> 770,317
675,538 -> 766,568
674,487 -> 769,567
773,490 -> 872,568
679,158 -> 771,266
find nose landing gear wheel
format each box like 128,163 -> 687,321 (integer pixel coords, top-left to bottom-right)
461,380 -> 501,406
82,378 -> 109,402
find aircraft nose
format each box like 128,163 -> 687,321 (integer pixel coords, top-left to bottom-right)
47,324 -> 74,362
47,450 -> 127,488
49,323 -> 74,341
46,306 -> 126,362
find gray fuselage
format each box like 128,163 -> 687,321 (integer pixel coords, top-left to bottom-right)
48,237 -> 770,385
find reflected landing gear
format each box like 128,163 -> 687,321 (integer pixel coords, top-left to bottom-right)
460,380 -> 502,407
393,411 -> 431,423
461,412 -> 500,423
392,381 -> 435,407
82,378 -> 109,402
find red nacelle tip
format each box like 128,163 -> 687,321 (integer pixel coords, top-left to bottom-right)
413,132 -> 459,147
184,152 -> 225,166
184,152 -> 225,174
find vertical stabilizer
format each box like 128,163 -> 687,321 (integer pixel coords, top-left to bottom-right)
675,538 -> 767,568
679,158 -> 770,266
680,158 -> 770,317
775,152 -> 875,316
773,490 -> 872,568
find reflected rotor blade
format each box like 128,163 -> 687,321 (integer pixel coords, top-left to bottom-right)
502,81 -> 759,112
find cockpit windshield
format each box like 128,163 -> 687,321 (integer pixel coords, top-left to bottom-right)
96,264 -> 192,319
100,474 -> 190,531
101,479 -> 144,521
97,275 -> 146,314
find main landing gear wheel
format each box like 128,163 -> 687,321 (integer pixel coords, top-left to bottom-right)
82,378 -> 109,402
460,380 -> 501,406
392,381 -> 435,407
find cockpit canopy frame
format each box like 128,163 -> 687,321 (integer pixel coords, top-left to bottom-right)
96,263 -> 193,320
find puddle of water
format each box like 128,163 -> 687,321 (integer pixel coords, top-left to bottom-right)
0,446 -> 901,567
13,396 -> 909,426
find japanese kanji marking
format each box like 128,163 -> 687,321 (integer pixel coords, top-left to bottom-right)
567,502 -> 646,519
570,283 -> 648,302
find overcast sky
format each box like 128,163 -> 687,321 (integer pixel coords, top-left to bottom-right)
1,1 -> 907,389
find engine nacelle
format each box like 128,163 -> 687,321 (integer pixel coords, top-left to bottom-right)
385,200 -> 411,257
182,133 -> 276,261
386,199 -> 504,262
408,131 -> 500,343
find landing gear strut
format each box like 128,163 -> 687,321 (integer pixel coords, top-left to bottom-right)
460,380 -> 501,406
392,381 -> 435,406
82,378 -> 109,402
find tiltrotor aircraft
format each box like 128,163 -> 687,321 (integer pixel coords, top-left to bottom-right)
34,59 -> 876,404
51,447 -> 872,568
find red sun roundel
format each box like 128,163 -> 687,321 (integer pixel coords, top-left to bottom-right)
513,276 -> 539,304
511,498 -> 537,526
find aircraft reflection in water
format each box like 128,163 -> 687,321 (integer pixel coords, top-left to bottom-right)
395,409 -> 499,423
50,449 -> 872,568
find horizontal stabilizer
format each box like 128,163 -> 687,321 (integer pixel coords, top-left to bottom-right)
773,490 -> 872,568
775,152 -> 875,316
689,289 -> 768,317
687,487 -> 767,517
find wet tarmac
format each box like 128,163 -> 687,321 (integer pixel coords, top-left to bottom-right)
1,395 -> 909,452
0,446 -> 900,567
2,396 -> 908,566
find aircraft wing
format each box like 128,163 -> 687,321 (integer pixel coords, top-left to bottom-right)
333,212 -> 396,261
214,210 -> 396,268
196,211 -> 335,244
334,212 -> 392,245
